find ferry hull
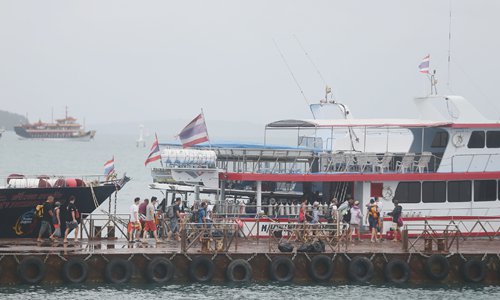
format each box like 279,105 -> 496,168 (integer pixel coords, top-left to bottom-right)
14,126 -> 96,141
0,180 -> 127,238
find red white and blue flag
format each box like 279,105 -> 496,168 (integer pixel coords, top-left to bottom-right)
178,113 -> 210,148
418,54 -> 430,74
104,156 -> 115,177
145,134 -> 161,166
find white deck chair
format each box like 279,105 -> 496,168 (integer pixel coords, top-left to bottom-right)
355,153 -> 372,172
396,153 -> 415,173
414,152 -> 432,173
374,152 -> 394,173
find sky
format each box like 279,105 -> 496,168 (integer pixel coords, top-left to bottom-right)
0,0 -> 499,140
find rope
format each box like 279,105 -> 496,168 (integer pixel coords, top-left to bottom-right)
183,253 -> 192,262
127,254 -> 135,261
445,253 -> 455,258
481,253 -> 488,262
369,253 -> 376,261
211,253 -> 218,261
57,254 -> 68,262
13,255 -> 20,264
303,252 -> 311,262
458,253 -> 466,261
264,253 -> 272,262
381,253 -> 388,263
331,253 -> 337,262
43,254 -> 50,264
90,185 -> 99,208
83,254 -> 93,261
246,253 -> 258,262
169,253 -> 177,261
224,253 -> 233,262
0,255 -> 4,262
100,255 -> 109,263
417,252 -> 431,258
142,254 -> 151,261
343,253 -> 351,262
291,253 -> 297,261
406,253 -> 412,264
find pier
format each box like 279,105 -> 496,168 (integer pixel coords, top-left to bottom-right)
1,217 -> 500,285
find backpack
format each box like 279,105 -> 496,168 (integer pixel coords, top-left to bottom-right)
35,204 -> 44,218
166,206 -> 174,218
342,208 -> 351,223
369,205 -> 379,219
190,208 -> 199,223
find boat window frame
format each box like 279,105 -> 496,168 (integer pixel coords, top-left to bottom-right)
431,131 -> 449,148
467,131 -> 485,149
486,131 -> 500,148
474,180 -> 497,202
448,180 -> 472,203
394,181 -> 421,204
422,181 -> 446,203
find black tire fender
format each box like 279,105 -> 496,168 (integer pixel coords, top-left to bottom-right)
104,258 -> 133,284
348,256 -> 374,283
17,256 -> 46,284
189,256 -> 215,283
146,257 -> 175,284
62,258 -> 89,284
424,254 -> 450,281
384,259 -> 410,284
461,259 -> 486,283
226,259 -> 252,283
308,255 -> 333,282
269,256 -> 295,282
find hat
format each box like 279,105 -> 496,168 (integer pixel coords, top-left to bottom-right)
354,200 -> 360,205
313,201 -> 319,207
55,201 -> 61,206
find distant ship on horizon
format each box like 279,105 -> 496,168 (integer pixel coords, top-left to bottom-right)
14,108 -> 96,141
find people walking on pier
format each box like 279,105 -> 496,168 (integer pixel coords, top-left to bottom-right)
63,196 -> 80,243
142,198 -> 160,243
349,200 -> 363,243
367,198 -> 380,243
49,201 -> 62,241
167,197 -> 182,241
311,202 -> 320,224
388,200 -> 403,242
138,198 -> 149,235
37,195 -> 55,242
127,197 -> 142,242
375,197 -> 384,241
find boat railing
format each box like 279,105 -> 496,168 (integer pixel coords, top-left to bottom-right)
1,174 -> 116,188
450,153 -> 500,173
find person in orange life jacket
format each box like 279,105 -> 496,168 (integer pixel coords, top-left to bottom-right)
366,198 -> 380,243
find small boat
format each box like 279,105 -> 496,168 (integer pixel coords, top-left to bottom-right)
0,174 -> 129,238
14,109 -> 95,141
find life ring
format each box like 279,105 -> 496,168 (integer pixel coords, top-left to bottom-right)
424,254 -> 449,281
146,257 -> 175,284
226,259 -> 252,282
104,258 -> 133,284
308,255 -> 333,282
382,186 -> 394,201
384,259 -> 410,284
269,256 -> 295,282
348,256 -> 374,282
17,256 -> 46,284
189,256 -> 215,283
62,258 -> 89,284
461,259 -> 486,283
452,133 -> 465,148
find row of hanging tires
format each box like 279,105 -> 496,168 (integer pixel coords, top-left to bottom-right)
13,254 -> 492,284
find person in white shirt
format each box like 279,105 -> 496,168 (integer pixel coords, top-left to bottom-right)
128,197 -> 141,242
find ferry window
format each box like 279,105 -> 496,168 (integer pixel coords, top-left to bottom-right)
467,131 -> 485,148
431,132 -> 449,148
474,180 -> 497,201
422,181 -> 446,203
448,181 -> 471,202
486,131 -> 500,148
394,182 -> 421,203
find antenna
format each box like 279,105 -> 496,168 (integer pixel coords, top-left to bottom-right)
273,38 -> 310,107
293,35 -> 328,87
447,0 -> 452,91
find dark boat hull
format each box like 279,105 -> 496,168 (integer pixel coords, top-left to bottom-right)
0,180 -> 127,238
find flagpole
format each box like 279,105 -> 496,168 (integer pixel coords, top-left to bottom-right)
156,133 -> 164,168
201,108 -> 212,149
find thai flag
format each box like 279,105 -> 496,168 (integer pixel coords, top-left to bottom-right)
418,54 -> 430,74
145,134 -> 161,166
104,156 -> 115,176
178,113 -> 209,148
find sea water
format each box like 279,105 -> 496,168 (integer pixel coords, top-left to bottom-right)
1,132 -> 500,298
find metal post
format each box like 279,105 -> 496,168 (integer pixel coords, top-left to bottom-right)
256,180 -> 262,213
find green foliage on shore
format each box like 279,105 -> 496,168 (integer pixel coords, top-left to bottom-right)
0,110 -> 28,130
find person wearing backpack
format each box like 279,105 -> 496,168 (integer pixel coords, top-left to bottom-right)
366,198 -> 380,243
64,196 -> 80,243
37,196 -> 56,242
387,200 -> 403,242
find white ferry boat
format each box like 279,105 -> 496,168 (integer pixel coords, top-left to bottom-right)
150,93 -> 500,237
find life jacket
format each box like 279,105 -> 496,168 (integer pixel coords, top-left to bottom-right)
35,204 -> 44,218
369,204 -> 379,219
